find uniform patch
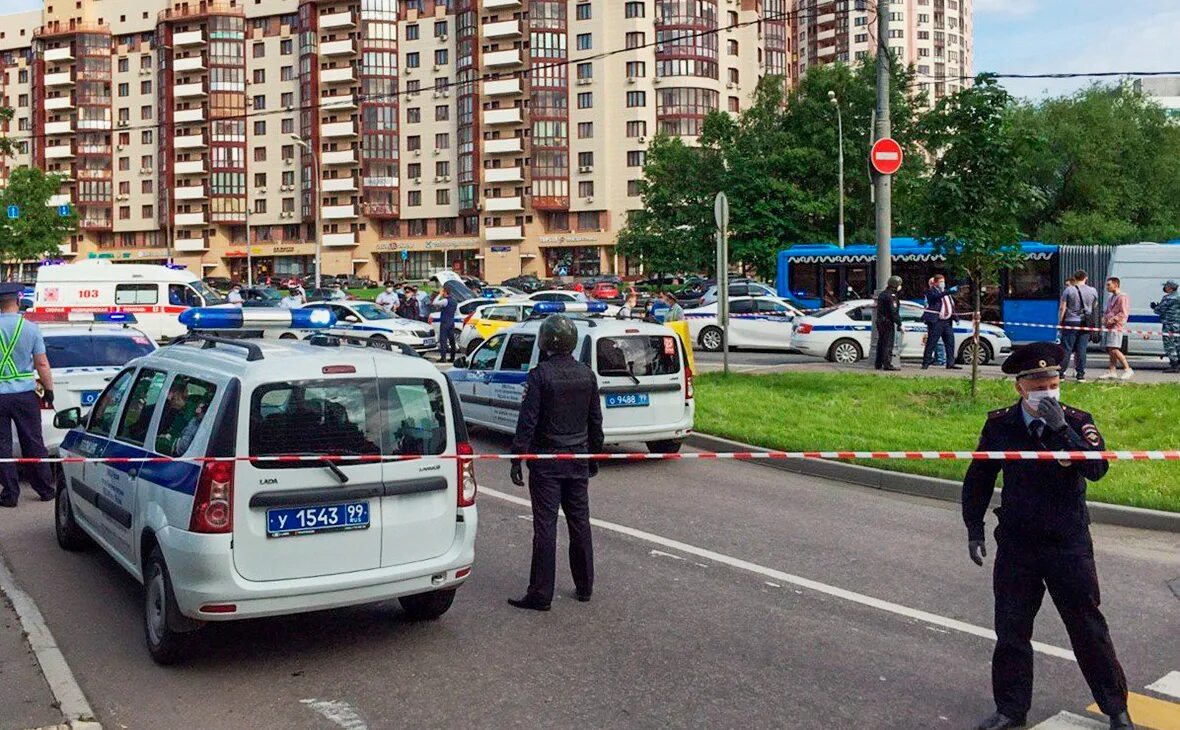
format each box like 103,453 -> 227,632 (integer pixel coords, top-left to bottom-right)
1081,423 -> 1101,446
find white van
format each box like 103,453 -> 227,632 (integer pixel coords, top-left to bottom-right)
32,260 -> 224,341
1106,242 -> 1180,357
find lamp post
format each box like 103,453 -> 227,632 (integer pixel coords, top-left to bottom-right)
828,90 -> 845,249
289,134 -> 321,288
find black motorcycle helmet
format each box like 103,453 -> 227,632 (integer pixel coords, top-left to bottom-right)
539,314 -> 578,355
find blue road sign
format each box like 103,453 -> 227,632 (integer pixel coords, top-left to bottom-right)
401,249 -> 409,261
5,205 -> 18,220
57,204 -> 71,217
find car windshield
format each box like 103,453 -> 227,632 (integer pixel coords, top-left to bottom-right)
813,306 -> 845,318
44,334 -> 156,368
250,288 -> 282,300
596,335 -> 681,376
189,279 -> 225,306
351,302 -> 394,320
442,281 -> 477,303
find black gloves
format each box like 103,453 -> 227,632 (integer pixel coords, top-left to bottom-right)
589,460 -> 599,478
41,389 -> 54,409
969,540 -> 987,566
1037,397 -> 1067,433
510,460 -> 524,486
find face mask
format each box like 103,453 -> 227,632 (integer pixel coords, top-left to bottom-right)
385,287 -> 393,294
1023,387 -> 1060,411
937,282 -> 946,291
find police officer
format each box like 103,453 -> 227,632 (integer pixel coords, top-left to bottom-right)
0,283 -> 57,507
1152,279 -> 1179,373
434,282 -> 460,363
962,342 -> 1132,730
508,314 -> 604,611
875,275 -> 903,371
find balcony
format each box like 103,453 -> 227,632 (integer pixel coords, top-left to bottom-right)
484,137 -> 523,155
44,72 -> 73,87
322,204 -> 357,220
175,238 -> 208,252
483,19 -> 521,39
484,166 -> 523,183
44,46 -> 73,63
174,212 -> 206,227
363,176 -> 398,188
483,78 -> 522,97
45,145 -> 74,159
321,177 -> 356,192
321,149 -> 356,166
817,28 -> 836,41
484,107 -> 523,126
47,194 -> 71,207
173,55 -> 205,73
321,92 -> 357,111
173,29 -> 204,47
174,133 -> 207,149
174,108 -> 205,124
173,185 -> 207,200
77,118 -> 111,131
44,121 -> 73,136
319,11 -> 355,29
174,159 -> 206,175
484,196 -> 523,212
485,225 -> 524,241
483,0 -> 521,9
322,232 -> 357,247
483,49 -> 522,68
174,81 -> 206,98
321,120 -> 357,138
44,96 -> 73,110
80,218 -> 113,231
320,38 -> 356,56
319,66 -> 355,85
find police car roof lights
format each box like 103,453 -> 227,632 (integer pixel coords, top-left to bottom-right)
530,301 -> 608,316
179,307 -> 336,330
24,311 -> 139,325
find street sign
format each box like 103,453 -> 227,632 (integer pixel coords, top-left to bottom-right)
713,191 -> 729,230
490,245 -> 511,253
401,249 -> 409,261
57,204 -> 71,217
870,137 -> 904,175
5,205 -> 18,220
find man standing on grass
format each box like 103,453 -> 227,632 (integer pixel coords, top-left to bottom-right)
961,342 -> 1131,730
1152,279 -> 1180,373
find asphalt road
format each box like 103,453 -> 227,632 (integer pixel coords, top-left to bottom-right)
1,433 -> 1178,729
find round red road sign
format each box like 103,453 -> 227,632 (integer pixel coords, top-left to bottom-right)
870,137 -> 904,175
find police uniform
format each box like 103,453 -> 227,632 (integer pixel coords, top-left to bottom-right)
0,283 -> 56,507
508,315 -> 604,611
962,342 -> 1131,730
875,277 -> 903,370
1152,280 -> 1180,372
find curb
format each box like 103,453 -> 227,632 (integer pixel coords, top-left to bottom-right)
0,551 -> 102,730
687,433 -> 1180,534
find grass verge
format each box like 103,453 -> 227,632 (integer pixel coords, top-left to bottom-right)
694,371 -> 1180,513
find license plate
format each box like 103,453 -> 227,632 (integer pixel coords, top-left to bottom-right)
80,390 -> 101,407
605,392 -> 650,408
423,338 -> 437,347
266,501 -> 370,538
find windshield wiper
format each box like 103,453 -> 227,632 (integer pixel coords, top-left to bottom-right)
316,458 -> 350,484
600,367 -> 640,385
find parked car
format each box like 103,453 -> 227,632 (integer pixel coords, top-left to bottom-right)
590,281 -> 621,300
304,287 -> 353,302
501,274 -> 543,293
239,287 -> 285,307
203,276 -> 234,293
329,274 -> 376,289
685,296 -> 804,352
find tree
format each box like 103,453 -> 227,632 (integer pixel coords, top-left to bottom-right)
0,107 -> 16,158
918,77 -> 1036,396
0,166 -> 78,263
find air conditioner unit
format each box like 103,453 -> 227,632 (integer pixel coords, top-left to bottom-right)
432,149 -> 440,156
433,91 -> 442,98
432,65 -> 439,72
117,120 -> 129,127
140,167 -> 151,174
406,68 -> 414,75
441,89 -> 449,97
413,149 -> 421,157
433,176 -> 442,183
626,77 -> 636,84
413,177 -> 421,184
116,145 -> 125,151
438,34 -> 448,42
442,175 -> 451,182
259,188 -> 267,193
726,82 -> 734,89
584,196 -> 593,203
578,165 -> 592,173
652,78 -> 662,85
577,78 -> 591,86
284,159 -> 293,165
638,136 -> 647,143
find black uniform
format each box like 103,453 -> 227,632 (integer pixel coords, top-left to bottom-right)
963,401 -> 1128,721
511,353 -> 604,605
875,288 -> 902,369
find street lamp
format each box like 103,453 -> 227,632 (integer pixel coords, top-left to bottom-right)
828,90 -> 845,249
289,134 -> 321,288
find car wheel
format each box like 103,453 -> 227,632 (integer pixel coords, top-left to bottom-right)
398,588 -> 457,621
958,339 -> 993,366
144,548 -> 197,665
828,339 -> 863,364
699,326 -> 724,352
647,439 -> 683,454
55,471 -> 90,552
465,338 -> 484,355
367,334 -> 388,348
278,333 -> 298,340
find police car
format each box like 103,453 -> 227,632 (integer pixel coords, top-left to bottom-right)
684,296 -> 804,352
299,301 -> 436,353
457,300 -> 535,356
22,312 -> 156,455
51,308 -> 477,664
447,303 -> 693,453
528,290 -> 620,317
790,299 -> 1012,364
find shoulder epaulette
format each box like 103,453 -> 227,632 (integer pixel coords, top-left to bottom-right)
987,406 -> 1012,420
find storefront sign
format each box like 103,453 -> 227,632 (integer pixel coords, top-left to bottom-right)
373,238 -> 481,253
538,234 -> 601,246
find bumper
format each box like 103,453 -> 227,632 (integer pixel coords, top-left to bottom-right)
790,337 -> 827,357
160,507 -> 477,621
602,407 -> 695,445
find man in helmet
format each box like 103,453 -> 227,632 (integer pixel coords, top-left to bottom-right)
875,276 -> 904,371
507,314 -> 604,611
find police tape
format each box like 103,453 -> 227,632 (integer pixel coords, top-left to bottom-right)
4,450 -> 1180,465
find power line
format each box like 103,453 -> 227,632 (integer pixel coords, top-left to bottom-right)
915,70 -> 1180,83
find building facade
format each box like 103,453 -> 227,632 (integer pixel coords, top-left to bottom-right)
1,0 -> 967,284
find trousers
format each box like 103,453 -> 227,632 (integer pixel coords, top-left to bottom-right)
875,325 -> 896,368
1059,328 -> 1089,377
922,319 -> 955,367
1163,324 -> 1179,365
0,391 -> 55,502
991,535 -> 1128,719
525,466 -> 594,604
438,324 -> 456,360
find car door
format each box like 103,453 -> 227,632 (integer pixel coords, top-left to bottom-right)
456,333 -> 506,428
487,332 -> 535,431
725,299 -> 758,346
898,303 -> 927,358
105,368 -> 169,565
751,299 -> 796,350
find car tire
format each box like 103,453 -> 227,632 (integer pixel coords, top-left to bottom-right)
278,333 -> 298,340
144,548 -> 197,665
828,338 -> 863,364
55,471 -> 91,552
699,326 -> 724,352
647,439 -> 683,454
367,334 -> 388,348
466,338 -> 484,356
399,588 -> 457,621
957,339 -> 993,366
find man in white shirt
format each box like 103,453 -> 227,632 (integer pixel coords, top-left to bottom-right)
375,282 -> 399,311
226,285 -> 244,307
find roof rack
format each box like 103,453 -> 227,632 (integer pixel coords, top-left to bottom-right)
307,333 -> 421,358
171,333 -> 265,361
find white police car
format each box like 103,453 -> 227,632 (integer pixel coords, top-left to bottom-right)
446,302 -> 694,453
299,301 -> 436,353
52,308 -> 477,664
528,290 -> 620,317
684,296 -> 804,352
790,299 -> 1012,364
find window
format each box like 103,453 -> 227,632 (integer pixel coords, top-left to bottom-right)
469,334 -> 504,370
281,92 -> 293,107
115,284 -> 158,305
626,61 -> 645,78
577,211 -> 601,230
254,172 -> 267,187
157,375 -> 217,457
408,163 -> 422,178
436,161 -> 450,176
727,39 -> 738,56
434,20 -> 448,37
142,180 -> 153,194
281,118 -> 294,134
626,32 -> 643,49
578,151 -> 593,167
578,181 -> 594,197
118,157 -> 130,171
253,68 -> 265,84
254,199 -> 267,214
142,205 -> 153,218
253,120 -> 266,135
625,1 -> 645,18
627,150 -> 646,167
254,147 -> 267,162
575,3 -> 591,20
577,92 -> 592,109
253,42 -> 264,58
141,105 -> 153,120
436,189 -> 450,205
434,49 -> 448,65
407,107 -> 421,123
596,336 -> 681,377
43,335 -> 154,370
627,179 -> 641,196
253,94 -> 266,110
728,95 -> 740,112
435,133 -> 450,148
576,33 -> 592,50
406,24 -> 419,40
86,369 -> 135,437
500,334 -> 536,371
626,90 -> 646,107
408,190 -> 422,206
407,135 -> 421,151
280,38 -> 292,55
282,170 -> 294,185
115,369 -> 167,446
626,120 -> 647,137
576,62 -> 592,80
118,58 -> 129,72
435,105 -> 449,121
141,130 -> 153,144
728,68 -> 739,84
281,65 -> 294,81
118,82 -> 129,97
577,122 -> 593,139
406,51 -> 420,68
119,206 -> 131,220
140,80 -> 152,94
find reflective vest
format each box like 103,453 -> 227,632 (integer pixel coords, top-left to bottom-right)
0,318 -> 34,383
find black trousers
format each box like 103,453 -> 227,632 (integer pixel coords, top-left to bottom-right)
875,325 -> 896,368
525,465 -> 594,604
922,319 -> 956,367
0,391 -> 55,502
991,535 -> 1128,719
438,325 -> 457,360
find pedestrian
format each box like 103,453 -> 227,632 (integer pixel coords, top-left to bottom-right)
375,281 -> 399,312
413,285 -> 431,316
616,290 -> 639,320
0,283 -> 56,508
962,342 -> 1132,730
874,276 -> 903,371
226,284 -> 244,307
508,314 -> 603,611
279,287 -> 302,310
434,282 -> 459,363
1098,277 -> 1133,380
1152,279 -> 1180,373
1058,269 -> 1100,382
660,292 -> 684,322
397,284 -> 420,321
921,274 -> 962,370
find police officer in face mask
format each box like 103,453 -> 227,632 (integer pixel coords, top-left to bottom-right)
508,314 -> 604,611
962,342 -> 1132,730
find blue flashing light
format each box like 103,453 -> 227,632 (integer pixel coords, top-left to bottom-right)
531,301 -> 608,315
179,307 -> 336,330
95,312 -> 137,324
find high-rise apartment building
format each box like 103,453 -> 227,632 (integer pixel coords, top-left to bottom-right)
0,0 -> 966,284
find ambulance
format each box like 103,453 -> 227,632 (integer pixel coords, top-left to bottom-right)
31,260 -> 225,341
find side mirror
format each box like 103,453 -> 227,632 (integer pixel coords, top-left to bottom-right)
453,356 -> 468,369
54,407 -> 82,430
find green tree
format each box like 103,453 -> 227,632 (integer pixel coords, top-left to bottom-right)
0,107 -> 16,158
0,166 -> 78,263
918,77 -> 1035,396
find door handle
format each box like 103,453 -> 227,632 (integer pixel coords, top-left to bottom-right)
127,468 -> 138,478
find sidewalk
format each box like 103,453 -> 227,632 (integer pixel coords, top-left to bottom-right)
0,564 -> 62,730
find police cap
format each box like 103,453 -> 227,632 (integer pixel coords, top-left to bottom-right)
0,282 -> 24,301
1001,341 -> 1065,379
1165,280 -> 1179,291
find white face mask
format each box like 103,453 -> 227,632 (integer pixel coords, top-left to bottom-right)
937,282 -> 946,291
1023,387 -> 1060,411
385,287 -> 394,294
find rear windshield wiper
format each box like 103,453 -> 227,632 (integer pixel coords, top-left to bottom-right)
599,368 -> 640,385
316,458 -> 350,484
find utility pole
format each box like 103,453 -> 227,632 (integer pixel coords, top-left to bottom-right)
828,90 -> 845,249
874,0 -> 891,291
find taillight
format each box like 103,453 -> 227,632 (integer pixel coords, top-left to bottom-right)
190,459 -> 234,533
456,442 -> 477,507
684,363 -> 694,400
796,323 -> 813,334
462,313 -> 475,327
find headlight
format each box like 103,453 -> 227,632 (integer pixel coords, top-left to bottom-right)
388,330 -> 411,337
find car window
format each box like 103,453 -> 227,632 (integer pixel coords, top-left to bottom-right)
483,306 -> 518,322
469,334 -> 505,370
115,369 -> 167,446
899,304 -> 925,321
847,306 -> 873,322
115,283 -> 158,305
382,379 -> 448,456
155,375 -> 217,457
352,303 -> 392,320
500,334 -> 536,371
250,379 -> 380,463
596,335 -> 681,376
44,334 -> 155,368
756,300 -> 789,314
87,368 -> 136,437
729,299 -> 755,314
168,284 -> 201,307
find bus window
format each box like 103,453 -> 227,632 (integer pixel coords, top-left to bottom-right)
788,262 -> 820,298
1006,258 -> 1055,299
845,267 -> 870,300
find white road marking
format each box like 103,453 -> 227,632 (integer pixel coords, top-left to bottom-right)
482,487 -> 1077,662
764,581 -> 781,588
650,549 -> 686,561
1029,711 -> 1107,729
1147,671 -> 1180,700
300,699 -> 368,730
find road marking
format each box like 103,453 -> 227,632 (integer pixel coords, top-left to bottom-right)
1147,672 -> 1180,701
482,487 -> 1077,661
1030,711 -> 1107,729
1088,693 -> 1180,729
300,699 -> 368,730
0,551 -> 100,729
650,549 -> 686,561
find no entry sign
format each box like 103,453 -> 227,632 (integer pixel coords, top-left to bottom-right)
870,137 -> 904,175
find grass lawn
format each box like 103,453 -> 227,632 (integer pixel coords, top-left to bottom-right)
694,372 -> 1180,513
